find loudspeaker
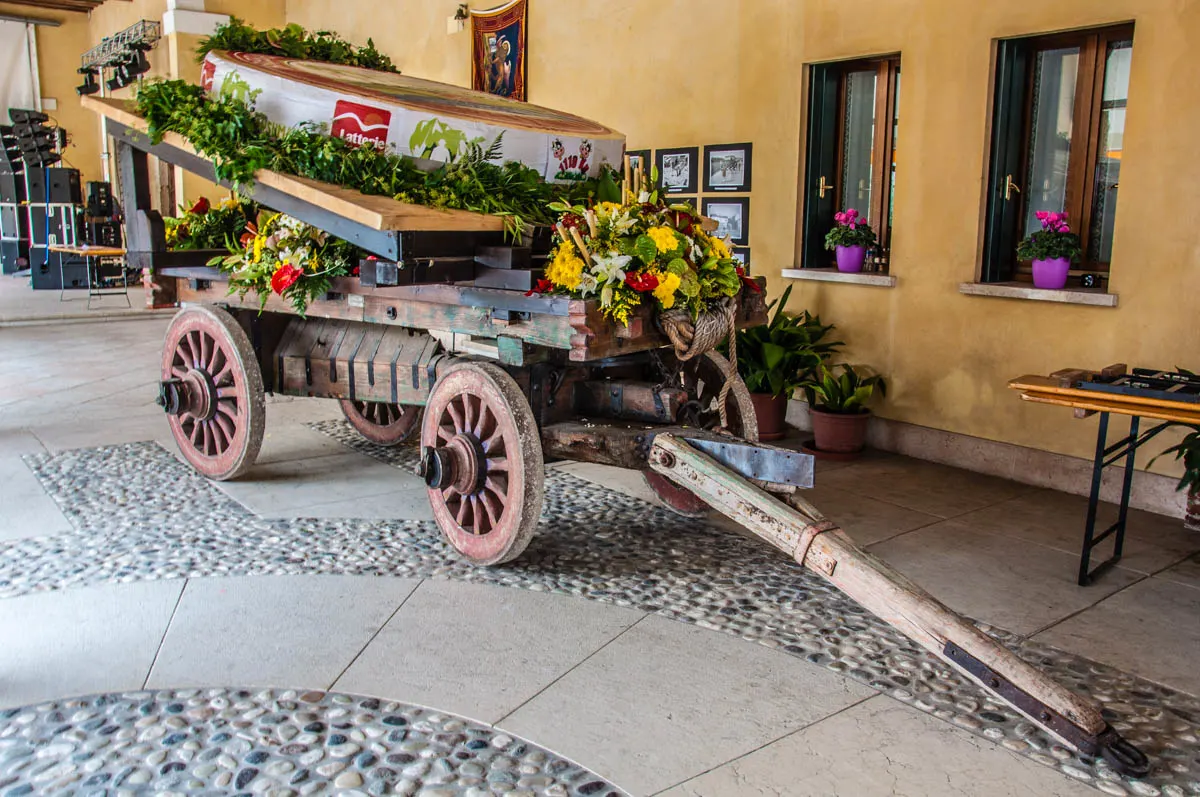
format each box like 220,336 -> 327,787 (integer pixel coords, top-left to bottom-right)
27,205 -> 81,247
0,204 -> 18,238
24,167 -> 81,204
86,220 -> 122,248
0,239 -> 29,275
85,181 -> 113,217
0,170 -> 23,203
29,248 -> 88,290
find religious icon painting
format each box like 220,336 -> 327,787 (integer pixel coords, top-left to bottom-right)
471,0 -> 528,101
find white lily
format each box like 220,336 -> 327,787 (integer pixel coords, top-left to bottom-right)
591,252 -> 632,286
578,273 -> 599,298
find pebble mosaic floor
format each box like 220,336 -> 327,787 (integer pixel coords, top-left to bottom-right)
0,421 -> 1197,796
0,689 -> 618,796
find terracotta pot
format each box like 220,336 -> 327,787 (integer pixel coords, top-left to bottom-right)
810,407 -> 871,454
750,392 -> 788,441
1187,486 -> 1200,533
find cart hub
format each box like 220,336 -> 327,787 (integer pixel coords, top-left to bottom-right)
419,434 -> 487,495
157,370 -> 218,422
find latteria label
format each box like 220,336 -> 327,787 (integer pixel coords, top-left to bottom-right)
330,100 -> 391,150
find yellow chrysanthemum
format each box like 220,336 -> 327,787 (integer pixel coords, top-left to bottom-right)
653,272 -> 682,309
647,226 -> 679,254
219,197 -> 238,210
709,236 -> 732,260
252,235 -> 265,263
546,242 -> 585,291
596,201 -> 624,216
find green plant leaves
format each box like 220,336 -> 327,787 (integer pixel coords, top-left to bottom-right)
634,234 -> 657,265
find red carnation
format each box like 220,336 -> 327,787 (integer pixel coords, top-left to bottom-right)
524,278 -> 554,297
189,197 -> 210,215
270,264 -> 303,295
625,271 -> 660,292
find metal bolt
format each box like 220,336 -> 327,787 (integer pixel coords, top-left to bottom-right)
989,677 -> 1000,689
386,306 -> 398,320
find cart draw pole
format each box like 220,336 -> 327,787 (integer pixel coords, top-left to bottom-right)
646,434 -> 1150,778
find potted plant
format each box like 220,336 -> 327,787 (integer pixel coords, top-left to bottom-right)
824,208 -> 877,273
802,363 -> 887,457
1017,211 -> 1082,289
1152,425 -> 1200,531
735,285 -> 842,440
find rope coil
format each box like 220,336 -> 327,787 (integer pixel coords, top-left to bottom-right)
658,297 -> 739,429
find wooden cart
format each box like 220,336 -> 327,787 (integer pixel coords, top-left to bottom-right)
87,95 -> 1151,777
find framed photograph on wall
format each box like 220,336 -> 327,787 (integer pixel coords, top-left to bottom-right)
656,146 -> 698,194
702,197 -> 750,246
731,246 -> 751,271
625,149 -> 650,172
703,142 -> 753,192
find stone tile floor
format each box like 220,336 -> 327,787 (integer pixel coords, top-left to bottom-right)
0,315 -> 1197,796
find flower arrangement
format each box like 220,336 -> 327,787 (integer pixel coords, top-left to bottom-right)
208,211 -> 360,314
164,196 -> 257,251
540,191 -> 757,327
1017,211 -> 1082,262
824,208 -> 877,250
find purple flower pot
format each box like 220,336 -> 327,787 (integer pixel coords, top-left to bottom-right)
835,244 -> 867,273
1032,257 -> 1071,289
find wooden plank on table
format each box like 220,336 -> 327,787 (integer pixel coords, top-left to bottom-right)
1016,389 -> 1200,425
80,95 -> 505,234
1009,375 -> 1200,414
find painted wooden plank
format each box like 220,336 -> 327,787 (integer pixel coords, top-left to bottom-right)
1010,375 -> 1200,415
81,95 -> 506,233
647,434 -> 1108,744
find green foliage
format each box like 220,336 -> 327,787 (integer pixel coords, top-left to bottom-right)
197,17 -> 398,72
165,197 -> 257,251
135,79 -> 607,239
735,285 -> 843,398
802,363 -> 887,415
1150,425 -> 1200,494
1016,230 -> 1083,262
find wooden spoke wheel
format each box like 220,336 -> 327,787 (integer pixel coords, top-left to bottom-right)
159,305 -> 265,481
643,349 -> 760,517
418,361 -> 544,566
339,399 -> 421,446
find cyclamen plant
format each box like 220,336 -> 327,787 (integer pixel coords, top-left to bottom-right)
1017,210 -> 1083,262
824,208 -> 878,249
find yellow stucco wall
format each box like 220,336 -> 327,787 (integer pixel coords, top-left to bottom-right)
285,0 -> 1198,475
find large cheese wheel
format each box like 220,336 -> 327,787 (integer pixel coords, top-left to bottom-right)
201,51 -> 625,183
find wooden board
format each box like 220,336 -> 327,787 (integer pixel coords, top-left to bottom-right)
1016,389 -> 1200,425
81,95 -> 506,233
1010,375 -> 1200,418
48,245 -> 127,257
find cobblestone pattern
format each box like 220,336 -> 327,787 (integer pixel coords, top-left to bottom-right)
0,429 -> 1196,796
0,688 -> 621,796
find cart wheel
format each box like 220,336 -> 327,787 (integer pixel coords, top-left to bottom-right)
340,399 -> 421,446
643,350 -> 759,517
418,361 -> 544,565
159,305 -> 265,481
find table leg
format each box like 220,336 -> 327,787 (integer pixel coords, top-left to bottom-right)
1078,413 -> 1110,586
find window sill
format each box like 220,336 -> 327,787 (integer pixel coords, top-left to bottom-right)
781,268 -> 897,287
957,281 -> 1118,307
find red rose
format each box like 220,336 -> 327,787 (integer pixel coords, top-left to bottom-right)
351,265 -> 361,277
189,197 -> 210,215
270,264 -> 303,295
524,278 -> 554,297
625,271 -> 659,292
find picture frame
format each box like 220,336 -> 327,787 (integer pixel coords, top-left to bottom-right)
731,246 -> 751,271
470,0 -> 528,101
655,146 -> 698,194
625,149 -> 650,173
702,197 -> 750,246
703,142 -> 753,193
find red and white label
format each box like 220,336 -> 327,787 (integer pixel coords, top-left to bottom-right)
200,60 -> 216,92
330,100 -> 391,150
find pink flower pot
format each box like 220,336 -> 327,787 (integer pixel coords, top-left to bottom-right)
835,244 -> 867,273
1032,257 -> 1071,289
